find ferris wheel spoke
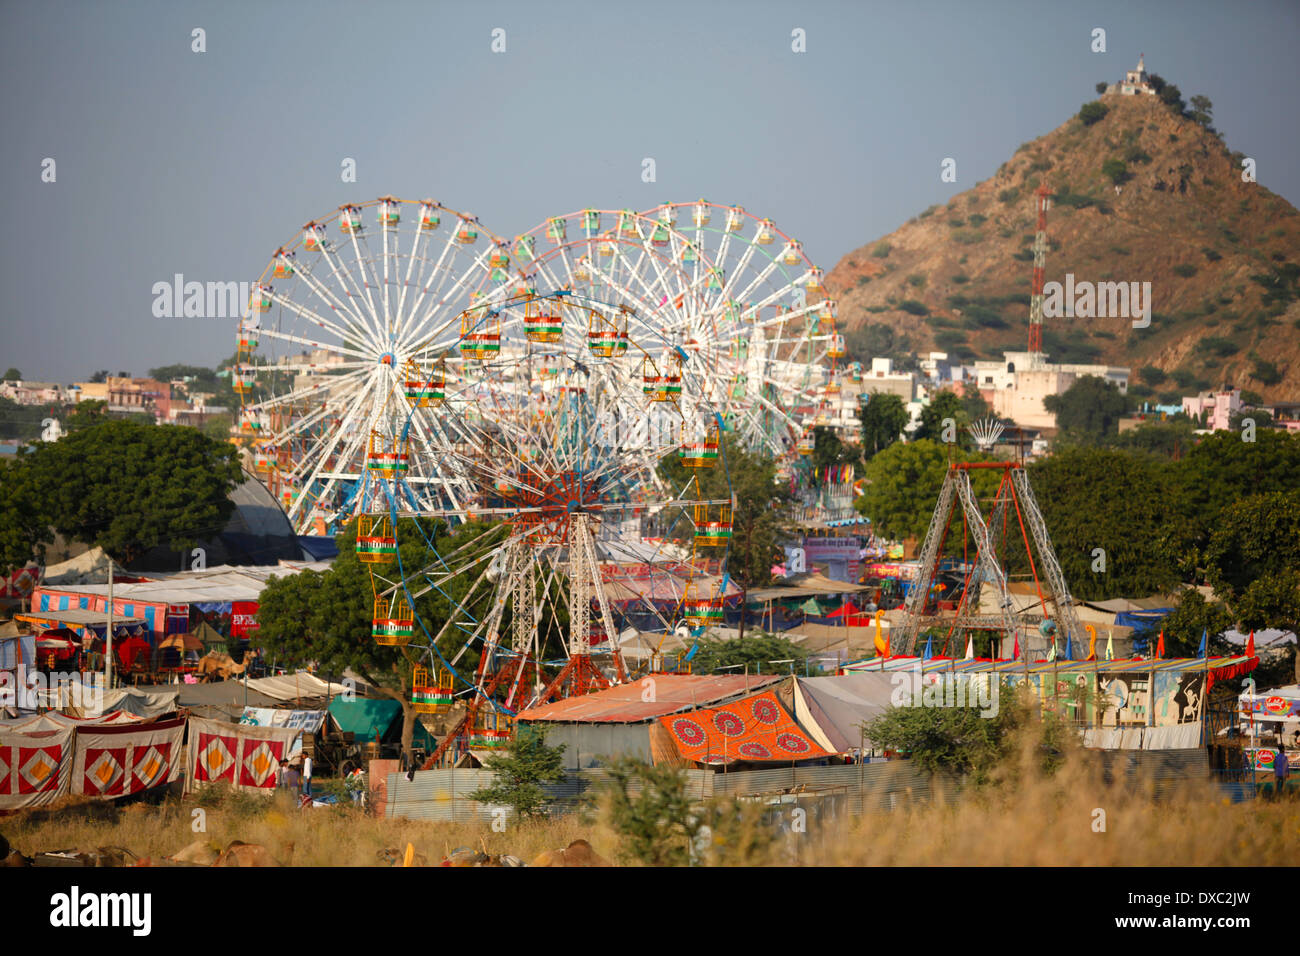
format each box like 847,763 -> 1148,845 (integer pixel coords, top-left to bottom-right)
288,256 -> 385,353
310,238 -> 387,349
250,325 -> 374,363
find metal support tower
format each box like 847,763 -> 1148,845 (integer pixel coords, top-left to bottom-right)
1027,182 -> 1051,366
539,512 -> 626,702
894,461 -> 1083,662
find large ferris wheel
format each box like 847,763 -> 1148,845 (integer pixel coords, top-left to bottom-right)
233,195 -> 840,759
234,197 -> 839,535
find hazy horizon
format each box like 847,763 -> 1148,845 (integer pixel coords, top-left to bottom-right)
2,0 -> 1297,382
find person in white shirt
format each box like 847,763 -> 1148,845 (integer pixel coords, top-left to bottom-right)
302,755 -> 313,797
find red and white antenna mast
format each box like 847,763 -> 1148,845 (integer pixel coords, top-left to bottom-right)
1028,182 -> 1051,366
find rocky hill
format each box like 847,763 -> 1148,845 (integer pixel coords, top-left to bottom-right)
826,92 -> 1300,403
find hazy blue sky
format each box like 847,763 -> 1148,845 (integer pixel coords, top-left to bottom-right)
2,0 -> 1297,382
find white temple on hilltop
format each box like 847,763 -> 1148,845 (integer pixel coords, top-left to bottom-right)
1105,54 -> 1157,96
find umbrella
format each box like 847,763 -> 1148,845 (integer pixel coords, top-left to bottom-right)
161,632 -> 204,652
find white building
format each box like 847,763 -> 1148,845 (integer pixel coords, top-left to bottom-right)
1105,54 -> 1158,97
972,351 -> 1129,430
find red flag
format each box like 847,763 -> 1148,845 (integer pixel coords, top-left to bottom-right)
1246,630 -> 1255,658
1012,634 -> 1019,659
1156,629 -> 1165,659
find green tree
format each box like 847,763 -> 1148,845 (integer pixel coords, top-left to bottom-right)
855,439 -> 996,544
1203,491 -> 1300,607
468,724 -> 566,819
64,400 -> 109,432
1095,81 -> 1108,95
0,420 -> 243,571
811,425 -> 857,478
913,389 -> 972,446
1188,94 -> 1214,129
1159,589 -> 1234,658
1043,375 -> 1130,441
1103,420 -> 1196,459
1,367 -> 20,381
0,396 -> 52,441
1138,364 -> 1168,386
599,757 -> 706,866
858,392 -> 909,459
1173,431 -> 1300,559
1233,570 -> 1300,636
864,685 -> 1073,784
688,633 -> 809,675
89,370 -> 109,383
256,517 -> 506,766
1101,158 -> 1131,185
1023,447 -> 1183,599
0,456 -> 53,572
1077,101 -> 1109,126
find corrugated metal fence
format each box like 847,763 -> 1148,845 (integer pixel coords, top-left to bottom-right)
384,749 -> 1208,822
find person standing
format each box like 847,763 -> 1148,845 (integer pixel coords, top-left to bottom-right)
1274,740 -> 1289,798
301,754 -> 313,797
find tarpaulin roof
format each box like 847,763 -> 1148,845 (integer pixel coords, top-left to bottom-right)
0,710 -> 145,731
658,690 -> 834,765
244,671 -> 350,702
748,572 -> 869,603
18,610 -> 147,629
841,654 -> 1259,677
136,679 -> 277,709
327,698 -> 436,748
35,681 -> 179,720
328,697 -> 399,741
1239,684 -> 1300,719
35,562 -> 332,607
518,674 -> 782,724
793,674 -> 898,753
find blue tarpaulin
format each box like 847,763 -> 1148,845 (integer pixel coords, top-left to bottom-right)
298,536 -> 339,561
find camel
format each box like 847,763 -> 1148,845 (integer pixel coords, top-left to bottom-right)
377,846 -> 430,867
530,839 -> 611,867
212,840 -> 293,867
170,839 -> 222,865
195,652 -> 246,682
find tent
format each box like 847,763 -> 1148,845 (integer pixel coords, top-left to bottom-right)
791,673 -> 898,753
36,630 -> 79,655
115,635 -> 152,669
192,619 -> 228,655
1239,684 -> 1300,721
160,632 -> 204,653
327,697 -> 436,749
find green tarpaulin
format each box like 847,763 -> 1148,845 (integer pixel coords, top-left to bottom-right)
327,697 -> 436,748
799,598 -> 824,615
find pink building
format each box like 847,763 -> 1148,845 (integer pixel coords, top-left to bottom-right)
1181,388 -> 1241,432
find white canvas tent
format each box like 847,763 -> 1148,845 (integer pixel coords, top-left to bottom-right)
791,673 -> 898,753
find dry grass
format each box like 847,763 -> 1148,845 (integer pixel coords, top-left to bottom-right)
781,736 -> 1300,866
4,745 -> 1296,866
2,789 -> 611,866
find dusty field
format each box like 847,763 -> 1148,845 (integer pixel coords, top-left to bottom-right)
3,752 -> 1296,866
